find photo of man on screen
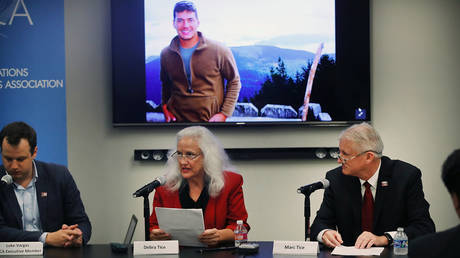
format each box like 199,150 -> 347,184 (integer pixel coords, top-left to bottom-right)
159,1 -> 241,122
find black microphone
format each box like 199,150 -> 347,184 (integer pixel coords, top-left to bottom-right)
297,179 -> 330,195
1,175 -> 13,186
133,176 -> 166,198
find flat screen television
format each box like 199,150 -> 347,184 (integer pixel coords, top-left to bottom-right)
111,0 -> 370,126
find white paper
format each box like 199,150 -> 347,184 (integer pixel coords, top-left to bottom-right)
331,246 -> 384,256
155,207 -> 206,247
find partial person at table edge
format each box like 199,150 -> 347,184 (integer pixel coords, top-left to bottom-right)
0,121 -> 91,247
409,149 -> 460,258
149,126 -> 249,246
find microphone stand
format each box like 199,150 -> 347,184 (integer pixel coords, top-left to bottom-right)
133,189 -> 156,241
133,178 -> 165,241
298,189 -> 313,241
297,180 -> 329,241
141,193 -> 150,241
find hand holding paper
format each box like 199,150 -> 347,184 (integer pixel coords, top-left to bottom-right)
155,207 -> 206,247
150,228 -> 171,240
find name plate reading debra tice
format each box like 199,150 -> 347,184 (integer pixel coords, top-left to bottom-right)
272,240 -> 318,255
133,240 -> 179,255
0,242 -> 43,256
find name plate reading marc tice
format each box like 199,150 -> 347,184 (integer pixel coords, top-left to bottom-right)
133,240 -> 179,255
0,242 -> 43,256
272,240 -> 318,255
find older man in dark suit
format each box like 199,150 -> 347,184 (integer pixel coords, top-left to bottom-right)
310,122 -> 435,249
409,149 -> 460,258
0,121 -> 91,247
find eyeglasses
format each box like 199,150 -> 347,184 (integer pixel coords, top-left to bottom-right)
171,151 -> 201,160
338,150 -> 379,164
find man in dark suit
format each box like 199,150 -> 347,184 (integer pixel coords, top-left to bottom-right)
310,122 -> 435,248
0,121 -> 91,247
409,149 -> 460,258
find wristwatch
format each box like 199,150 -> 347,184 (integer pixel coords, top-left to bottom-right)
383,233 -> 393,246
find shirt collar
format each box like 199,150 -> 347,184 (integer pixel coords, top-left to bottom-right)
359,159 -> 381,188
32,160 -> 38,179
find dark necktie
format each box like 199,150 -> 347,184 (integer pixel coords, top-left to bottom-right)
362,181 -> 374,232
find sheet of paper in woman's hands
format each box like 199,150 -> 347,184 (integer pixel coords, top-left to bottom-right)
155,207 -> 206,247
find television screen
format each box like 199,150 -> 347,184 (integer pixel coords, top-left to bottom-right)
112,0 -> 370,126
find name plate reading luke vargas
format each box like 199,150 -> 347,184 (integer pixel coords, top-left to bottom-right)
272,240 -> 318,255
133,240 -> 179,255
0,242 -> 43,256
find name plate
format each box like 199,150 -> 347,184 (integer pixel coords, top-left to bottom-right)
133,240 -> 179,255
0,242 -> 43,256
272,240 -> 318,255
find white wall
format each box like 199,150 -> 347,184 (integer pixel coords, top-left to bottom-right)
64,0 -> 460,243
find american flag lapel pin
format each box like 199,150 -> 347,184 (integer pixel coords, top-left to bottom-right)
41,192 -> 48,197
381,181 -> 388,187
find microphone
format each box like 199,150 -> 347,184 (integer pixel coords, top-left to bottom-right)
133,175 -> 166,198
1,175 -> 13,186
297,179 -> 329,195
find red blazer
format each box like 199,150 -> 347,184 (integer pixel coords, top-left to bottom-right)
149,171 -> 249,232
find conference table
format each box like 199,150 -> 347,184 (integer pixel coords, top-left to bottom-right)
10,241 -> 406,258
